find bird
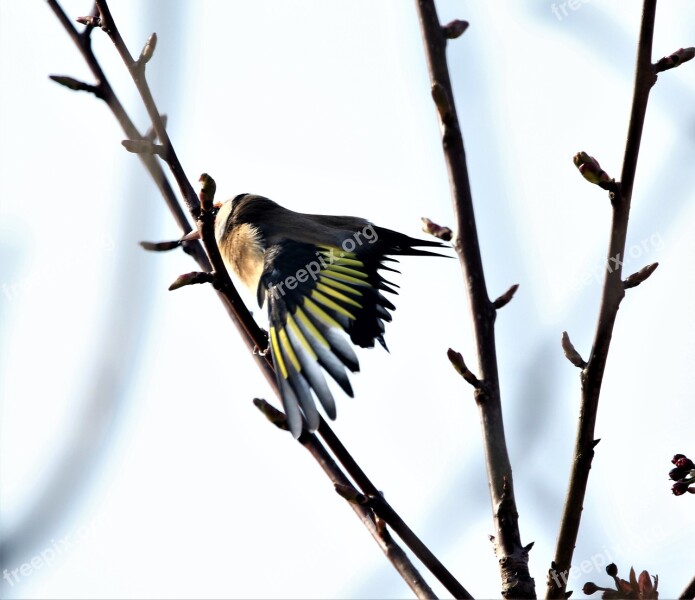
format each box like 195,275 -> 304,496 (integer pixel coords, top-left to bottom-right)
210,193 -> 447,438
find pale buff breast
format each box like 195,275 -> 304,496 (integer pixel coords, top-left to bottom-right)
219,222 -> 266,291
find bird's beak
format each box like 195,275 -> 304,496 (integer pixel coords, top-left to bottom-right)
180,229 -> 201,242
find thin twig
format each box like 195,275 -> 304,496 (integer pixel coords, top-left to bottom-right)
301,433 -> 438,600
47,1 -> 470,596
46,0 -> 195,246
46,0 -> 275,386
254,401 -> 436,600
679,573 -> 695,600
195,174 -> 276,386
93,0 -> 200,218
318,420 -> 473,599
257,401 -> 471,598
547,1 -> 659,597
415,1 -> 535,597
366,492 -> 473,600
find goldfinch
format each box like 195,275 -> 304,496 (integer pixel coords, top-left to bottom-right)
213,194 -> 446,438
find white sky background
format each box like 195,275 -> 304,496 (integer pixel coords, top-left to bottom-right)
1,0 -> 694,598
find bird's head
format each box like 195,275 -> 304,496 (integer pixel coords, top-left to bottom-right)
179,193 -> 254,246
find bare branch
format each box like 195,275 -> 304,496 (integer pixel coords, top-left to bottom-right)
430,82 -> 453,124
48,0 -> 478,598
300,434 -> 437,600
679,572 -> 695,599
46,0 -> 201,255
317,419 -> 472,598
547,2 -> 660,597
47,3 -> 471,595
94,0 -> 200,217
415,1 -> 535,596
349,489 -> 474,600
144,113 -> 167,142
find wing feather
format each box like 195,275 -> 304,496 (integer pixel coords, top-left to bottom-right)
268,327 -> 304,436
257,230 -> 444,437
260,241 -> 369,437
285,313 -> 337,419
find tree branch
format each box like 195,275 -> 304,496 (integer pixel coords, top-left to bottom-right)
679,573 -> 695,600
46,0 -> 196,246
47,1 -> 470,596
302,432 -> 438,599
547,1 -> 659,597
318,420 -> 473,599
93,0 -> 200,218
414,1 -> 535,597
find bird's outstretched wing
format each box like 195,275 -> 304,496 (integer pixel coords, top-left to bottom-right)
258,240 -> 398,438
